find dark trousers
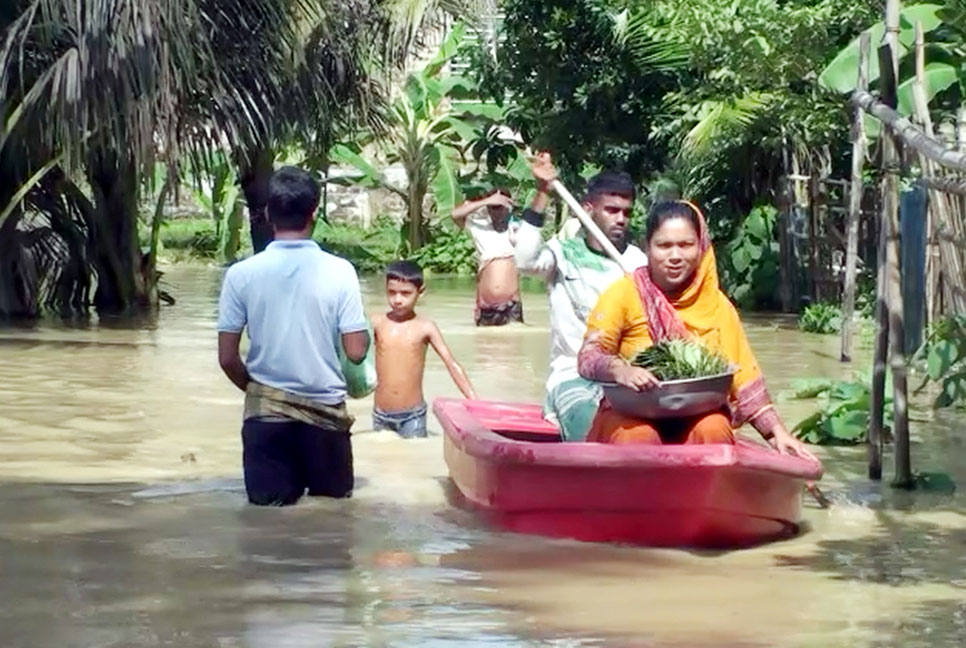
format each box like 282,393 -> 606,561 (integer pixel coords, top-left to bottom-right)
241,419 -> 353,506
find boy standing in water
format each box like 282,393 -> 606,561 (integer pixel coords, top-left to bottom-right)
217,166 -> 370,505
452,189 -> 523,326
372,261 -> 477,437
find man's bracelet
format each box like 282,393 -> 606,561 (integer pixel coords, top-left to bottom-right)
522,208 -> 545,228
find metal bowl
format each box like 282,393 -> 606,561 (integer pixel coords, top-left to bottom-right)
600,372 -> 734,420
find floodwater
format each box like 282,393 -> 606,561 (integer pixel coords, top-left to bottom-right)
0,264 -> 964,648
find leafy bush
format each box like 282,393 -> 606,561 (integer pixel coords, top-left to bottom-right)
314,218 -> 400,274
719,204 -> 780,310
799,302 -> 842,334
156,219 -> 219,254
631,339 -> 730,381
408,221 -> 476,275
915,315 -> 966,408
790,376 -> 891,445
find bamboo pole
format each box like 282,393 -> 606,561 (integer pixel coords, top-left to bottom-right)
851,91 -> 966,171
911,22 -> 942,328
884,0 -> 913,488
841,31 -> 871,363
868,38 -> 899,482
550,179 -> 636,274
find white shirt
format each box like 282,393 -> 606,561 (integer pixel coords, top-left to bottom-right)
463,210 -> 520,264
515,222 -> 647,391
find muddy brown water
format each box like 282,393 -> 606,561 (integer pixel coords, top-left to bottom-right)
0,264 -> 964,647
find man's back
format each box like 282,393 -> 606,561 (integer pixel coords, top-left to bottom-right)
217,240 -> 367,404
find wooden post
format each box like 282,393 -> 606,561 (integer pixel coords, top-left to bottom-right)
885,0 -> 913,488
779,140 -> 794,312
869,37 -> 899,482
842,32 -> 869,362
911,22 -> 942,328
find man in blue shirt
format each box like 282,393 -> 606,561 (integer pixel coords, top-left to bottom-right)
217,166 -> 370,505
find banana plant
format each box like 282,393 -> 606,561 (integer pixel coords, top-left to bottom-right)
818,3 -> 958,137
191,155 -> 244,262
329,23 -> 503,251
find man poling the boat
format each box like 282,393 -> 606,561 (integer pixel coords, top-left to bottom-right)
514,153 -> 647,442
575,200 -> 817,459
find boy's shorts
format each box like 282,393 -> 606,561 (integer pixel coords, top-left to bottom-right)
476,300 -> 524,326
372,402 -> 428,438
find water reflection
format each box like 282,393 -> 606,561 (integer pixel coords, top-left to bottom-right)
0,264 -> 965,647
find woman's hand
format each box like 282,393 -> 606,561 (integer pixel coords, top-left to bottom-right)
613,364 -> 660,391
770,426 -> 818,462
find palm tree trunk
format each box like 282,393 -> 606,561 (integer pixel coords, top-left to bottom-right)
87,151 -> 150,314
238,148 -> 275,254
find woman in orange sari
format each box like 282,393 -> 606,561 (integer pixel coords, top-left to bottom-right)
577,201 -> 815,458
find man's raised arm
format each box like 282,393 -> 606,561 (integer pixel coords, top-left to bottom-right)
514,152 -> 557,282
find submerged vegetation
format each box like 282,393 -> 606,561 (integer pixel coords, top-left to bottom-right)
799,302 -> 843,334
631,340 -> 731,381
790,376 -> 889,445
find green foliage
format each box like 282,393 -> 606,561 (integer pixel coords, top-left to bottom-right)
817,3 -> 960,139
719,204 -> 780,309
313,218 -> 401,274
915,314 -> 966,409
790,375 -> 892,445
408,220 -> 477,275
799,302 -> 843,334
329,24 -> 505,250
466,0 -> 681,184
631,339 -> 731,381
818,4 -> 945,92
189,157 -> 244,262
154,219 -> 220,258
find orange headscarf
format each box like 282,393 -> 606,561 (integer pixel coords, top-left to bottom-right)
579,201 -> 773,425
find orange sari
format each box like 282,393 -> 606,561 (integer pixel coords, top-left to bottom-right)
577,204 -> 774,441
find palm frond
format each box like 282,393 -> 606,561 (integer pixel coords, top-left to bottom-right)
681,92 -> 774,157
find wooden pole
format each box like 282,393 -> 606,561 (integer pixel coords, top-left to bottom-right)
884,0 -> 913,488
779,139 -> 795,312
550,179 -> 636,274
910,22 -> 951,331
841,31 -> 870,362
851,91 -> 966,171
868,38 -> 900,482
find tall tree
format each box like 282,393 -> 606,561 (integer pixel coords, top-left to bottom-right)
0,0 -> 472,316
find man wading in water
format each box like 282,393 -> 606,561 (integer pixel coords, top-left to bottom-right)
452,189 -> 523,326
217,166 -> 370,505
515,153 -> 648,441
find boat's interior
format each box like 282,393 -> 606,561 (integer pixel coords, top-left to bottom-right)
461,400 -> 562,443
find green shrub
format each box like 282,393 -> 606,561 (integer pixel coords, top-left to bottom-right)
799,302 -> 842,334
915,314 -> 966,409
408,221 -> 476,275
789,375 -> 891,445
718,204 -> 781,310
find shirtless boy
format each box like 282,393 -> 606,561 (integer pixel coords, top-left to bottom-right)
452,189 -> 522,326
372,261 -> 477,437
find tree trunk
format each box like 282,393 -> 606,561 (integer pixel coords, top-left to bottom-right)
407,181 -> 427,251
87,151 -> 150,314
239,148 -> 275,254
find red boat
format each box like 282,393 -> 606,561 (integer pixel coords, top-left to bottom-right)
434,398 -> 824,548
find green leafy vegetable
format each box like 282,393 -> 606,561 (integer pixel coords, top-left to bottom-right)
630,339 -> 730,381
